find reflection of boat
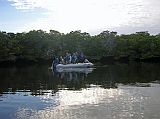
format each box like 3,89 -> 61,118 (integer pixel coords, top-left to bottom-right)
54,63 -> 94,69
56,68 -> 94,74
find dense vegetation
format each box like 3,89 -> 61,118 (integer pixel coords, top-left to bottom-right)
0,30 -> 160,64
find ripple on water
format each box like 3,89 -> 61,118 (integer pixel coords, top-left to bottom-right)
1,84 -> 157,119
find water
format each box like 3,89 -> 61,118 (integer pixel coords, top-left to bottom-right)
0,63 -> 160,119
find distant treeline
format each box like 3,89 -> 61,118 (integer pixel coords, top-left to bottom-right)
0,30 -> 160,64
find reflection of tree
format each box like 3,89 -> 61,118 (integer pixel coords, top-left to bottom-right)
1,63 -> 160,96
85,66 -> 118,89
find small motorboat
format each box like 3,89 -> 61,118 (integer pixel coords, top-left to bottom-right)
51,62 -> 94,69
56,62 -> 94,69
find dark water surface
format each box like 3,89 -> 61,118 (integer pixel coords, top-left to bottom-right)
0,63 -> 160,119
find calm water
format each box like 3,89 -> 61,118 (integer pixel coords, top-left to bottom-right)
0,63 -> 160,119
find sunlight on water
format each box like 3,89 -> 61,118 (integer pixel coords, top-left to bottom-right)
13,84 -> 160,119
57,85 -> 122,106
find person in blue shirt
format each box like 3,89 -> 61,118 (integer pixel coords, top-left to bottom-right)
64,52 -> 72,64
71,53 -> 77,64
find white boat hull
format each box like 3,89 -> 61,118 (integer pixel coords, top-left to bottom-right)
56,63 -> 94,69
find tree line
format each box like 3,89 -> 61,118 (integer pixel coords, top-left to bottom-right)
0,30 -> 160,64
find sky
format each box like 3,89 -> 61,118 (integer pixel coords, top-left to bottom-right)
0,0 -> 160,35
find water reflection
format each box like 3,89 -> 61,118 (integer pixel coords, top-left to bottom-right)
52,68 -> 94,81
0,63 -> 160,119
1,63 -> 160,95
55,67 -> 94,74
13,85 -> 160,119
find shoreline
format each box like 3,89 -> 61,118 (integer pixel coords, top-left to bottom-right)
1,56 -> 160,67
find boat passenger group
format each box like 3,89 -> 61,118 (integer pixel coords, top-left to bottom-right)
52,52 -> 90,68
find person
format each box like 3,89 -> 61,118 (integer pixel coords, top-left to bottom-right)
59,56 -> 65,64
71,53 -> 77,64
52,57 -> 59,68
78,52 -> 85,63
64,52 -> 72,64
64,52 -> 69,63
68,53 -> 72,64
75,52 -> 79,63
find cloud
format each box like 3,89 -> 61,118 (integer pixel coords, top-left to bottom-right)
8,0 -> 160,34
8,0 -> 46,10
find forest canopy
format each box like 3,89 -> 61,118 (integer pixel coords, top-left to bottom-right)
0,30 -> 160,63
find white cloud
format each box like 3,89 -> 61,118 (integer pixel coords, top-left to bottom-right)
8,0 -> 46,10
8,0 -> 160,34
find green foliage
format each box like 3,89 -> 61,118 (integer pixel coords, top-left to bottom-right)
0,30 -> 160,63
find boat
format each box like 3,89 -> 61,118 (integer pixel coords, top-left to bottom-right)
56,62 -> 93,69
51,62 -> 94,69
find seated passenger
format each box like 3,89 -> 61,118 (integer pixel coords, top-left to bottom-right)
64,52 -> 72,64
68,53 -> 72,64
78,52 -> 85,63
52,57 -> 59,68
59,56 -> 65,64
71,53 -> 77,64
